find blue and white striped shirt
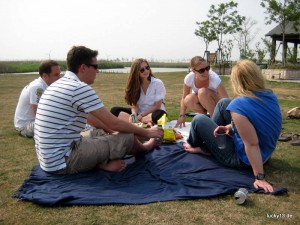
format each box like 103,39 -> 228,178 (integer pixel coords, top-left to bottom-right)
34,71 -> 104,172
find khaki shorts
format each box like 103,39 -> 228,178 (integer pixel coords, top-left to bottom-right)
64,129 -> 134,174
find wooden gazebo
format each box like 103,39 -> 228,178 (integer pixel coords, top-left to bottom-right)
265,21 -> 300,63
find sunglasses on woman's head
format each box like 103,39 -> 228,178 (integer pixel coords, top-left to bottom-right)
140,66 -> 150,73
194,66 -> 210,74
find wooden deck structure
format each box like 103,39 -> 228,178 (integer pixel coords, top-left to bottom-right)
265,21 -> 300,63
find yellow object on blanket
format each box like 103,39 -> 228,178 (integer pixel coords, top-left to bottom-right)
157,113 -> 167,127
157,113 -> 176,143
163,128 -> 176,143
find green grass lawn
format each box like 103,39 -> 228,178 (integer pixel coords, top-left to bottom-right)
0,72 -> 299,225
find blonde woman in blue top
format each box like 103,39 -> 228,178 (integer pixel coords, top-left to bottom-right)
184,60 -> 282,192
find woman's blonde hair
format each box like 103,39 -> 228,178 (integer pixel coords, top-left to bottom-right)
231,59 -> 266,99
190,56 -> 206,69
125,58 -> 153,105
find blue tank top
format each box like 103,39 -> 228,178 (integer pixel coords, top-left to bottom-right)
227,91 -> 282,165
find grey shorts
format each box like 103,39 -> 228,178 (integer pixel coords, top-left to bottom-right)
63,129 -> 134,174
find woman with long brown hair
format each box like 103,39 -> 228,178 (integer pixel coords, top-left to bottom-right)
111,58 -> 166,124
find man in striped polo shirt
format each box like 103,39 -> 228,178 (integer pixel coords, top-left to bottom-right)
34,46 -> 164,174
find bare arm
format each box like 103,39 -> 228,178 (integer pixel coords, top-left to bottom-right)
175,84 -> 190,128
87,113 -> 114,133
31,104 -> 38,116
180,84 -> 190,114
131,104 -> 138,115
232,112 -> 274,192
216,83 -> 229,98
129,104 -> 139,123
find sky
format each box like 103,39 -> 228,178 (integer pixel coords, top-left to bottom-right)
0,0 -> 277,62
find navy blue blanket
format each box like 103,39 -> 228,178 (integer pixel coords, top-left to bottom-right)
14,143 -> 287,206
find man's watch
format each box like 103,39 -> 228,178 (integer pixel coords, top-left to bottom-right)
255,173 -> 265,180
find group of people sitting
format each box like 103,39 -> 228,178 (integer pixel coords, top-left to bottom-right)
14,46 -> 282,193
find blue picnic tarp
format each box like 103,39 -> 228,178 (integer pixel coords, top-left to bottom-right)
14,143 -> 287,206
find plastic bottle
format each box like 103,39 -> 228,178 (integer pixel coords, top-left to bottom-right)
234,188 -> 248,204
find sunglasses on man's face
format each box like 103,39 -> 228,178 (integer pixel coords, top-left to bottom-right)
140,65 -> 150,73
194,66 -> 210,74
86,64 -> 98,70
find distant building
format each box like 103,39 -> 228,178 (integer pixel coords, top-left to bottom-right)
265,21 -> 300,63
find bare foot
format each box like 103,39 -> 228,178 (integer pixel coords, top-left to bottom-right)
142,138 -> 161,151
98,159 -> 127,172
183,142 -> 211,156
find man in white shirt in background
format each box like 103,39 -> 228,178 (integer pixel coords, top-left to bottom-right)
14,60 -> 61,138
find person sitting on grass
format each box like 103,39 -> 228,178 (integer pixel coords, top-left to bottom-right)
175,56 -> 228,128
110,58 -> 166,125
34,46 -> 164,174
183,59 -> 282,193
14,60 -> 61,138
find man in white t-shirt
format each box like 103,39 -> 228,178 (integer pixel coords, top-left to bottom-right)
14,60 -> 61,138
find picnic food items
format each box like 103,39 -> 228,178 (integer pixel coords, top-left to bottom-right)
157,113 -> 167,127
174,131 -> 183,140
157,114 -> 177,143
131,113 -> 152,128
133,122 -> 151,128
134,114 -> 184,142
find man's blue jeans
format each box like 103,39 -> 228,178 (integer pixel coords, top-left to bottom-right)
187,98 -> 248,168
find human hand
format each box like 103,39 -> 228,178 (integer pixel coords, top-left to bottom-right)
175,117 -> 185,128
147,126 -> 164,139
137,113 -> 144,122
213,126 -> 230,137
254,179 -> 274,193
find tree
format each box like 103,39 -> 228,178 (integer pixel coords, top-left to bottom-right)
261,38 -> 273,62
255,41 -> 268,63
261,0 -> 300,66
222,39 -> 234,62
233,17 -> 258,59
206,1 -> 245,62
194,20 -> 217,53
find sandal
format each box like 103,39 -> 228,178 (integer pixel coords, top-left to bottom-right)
290,134 -> 300,146
278,132 -> 293,142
